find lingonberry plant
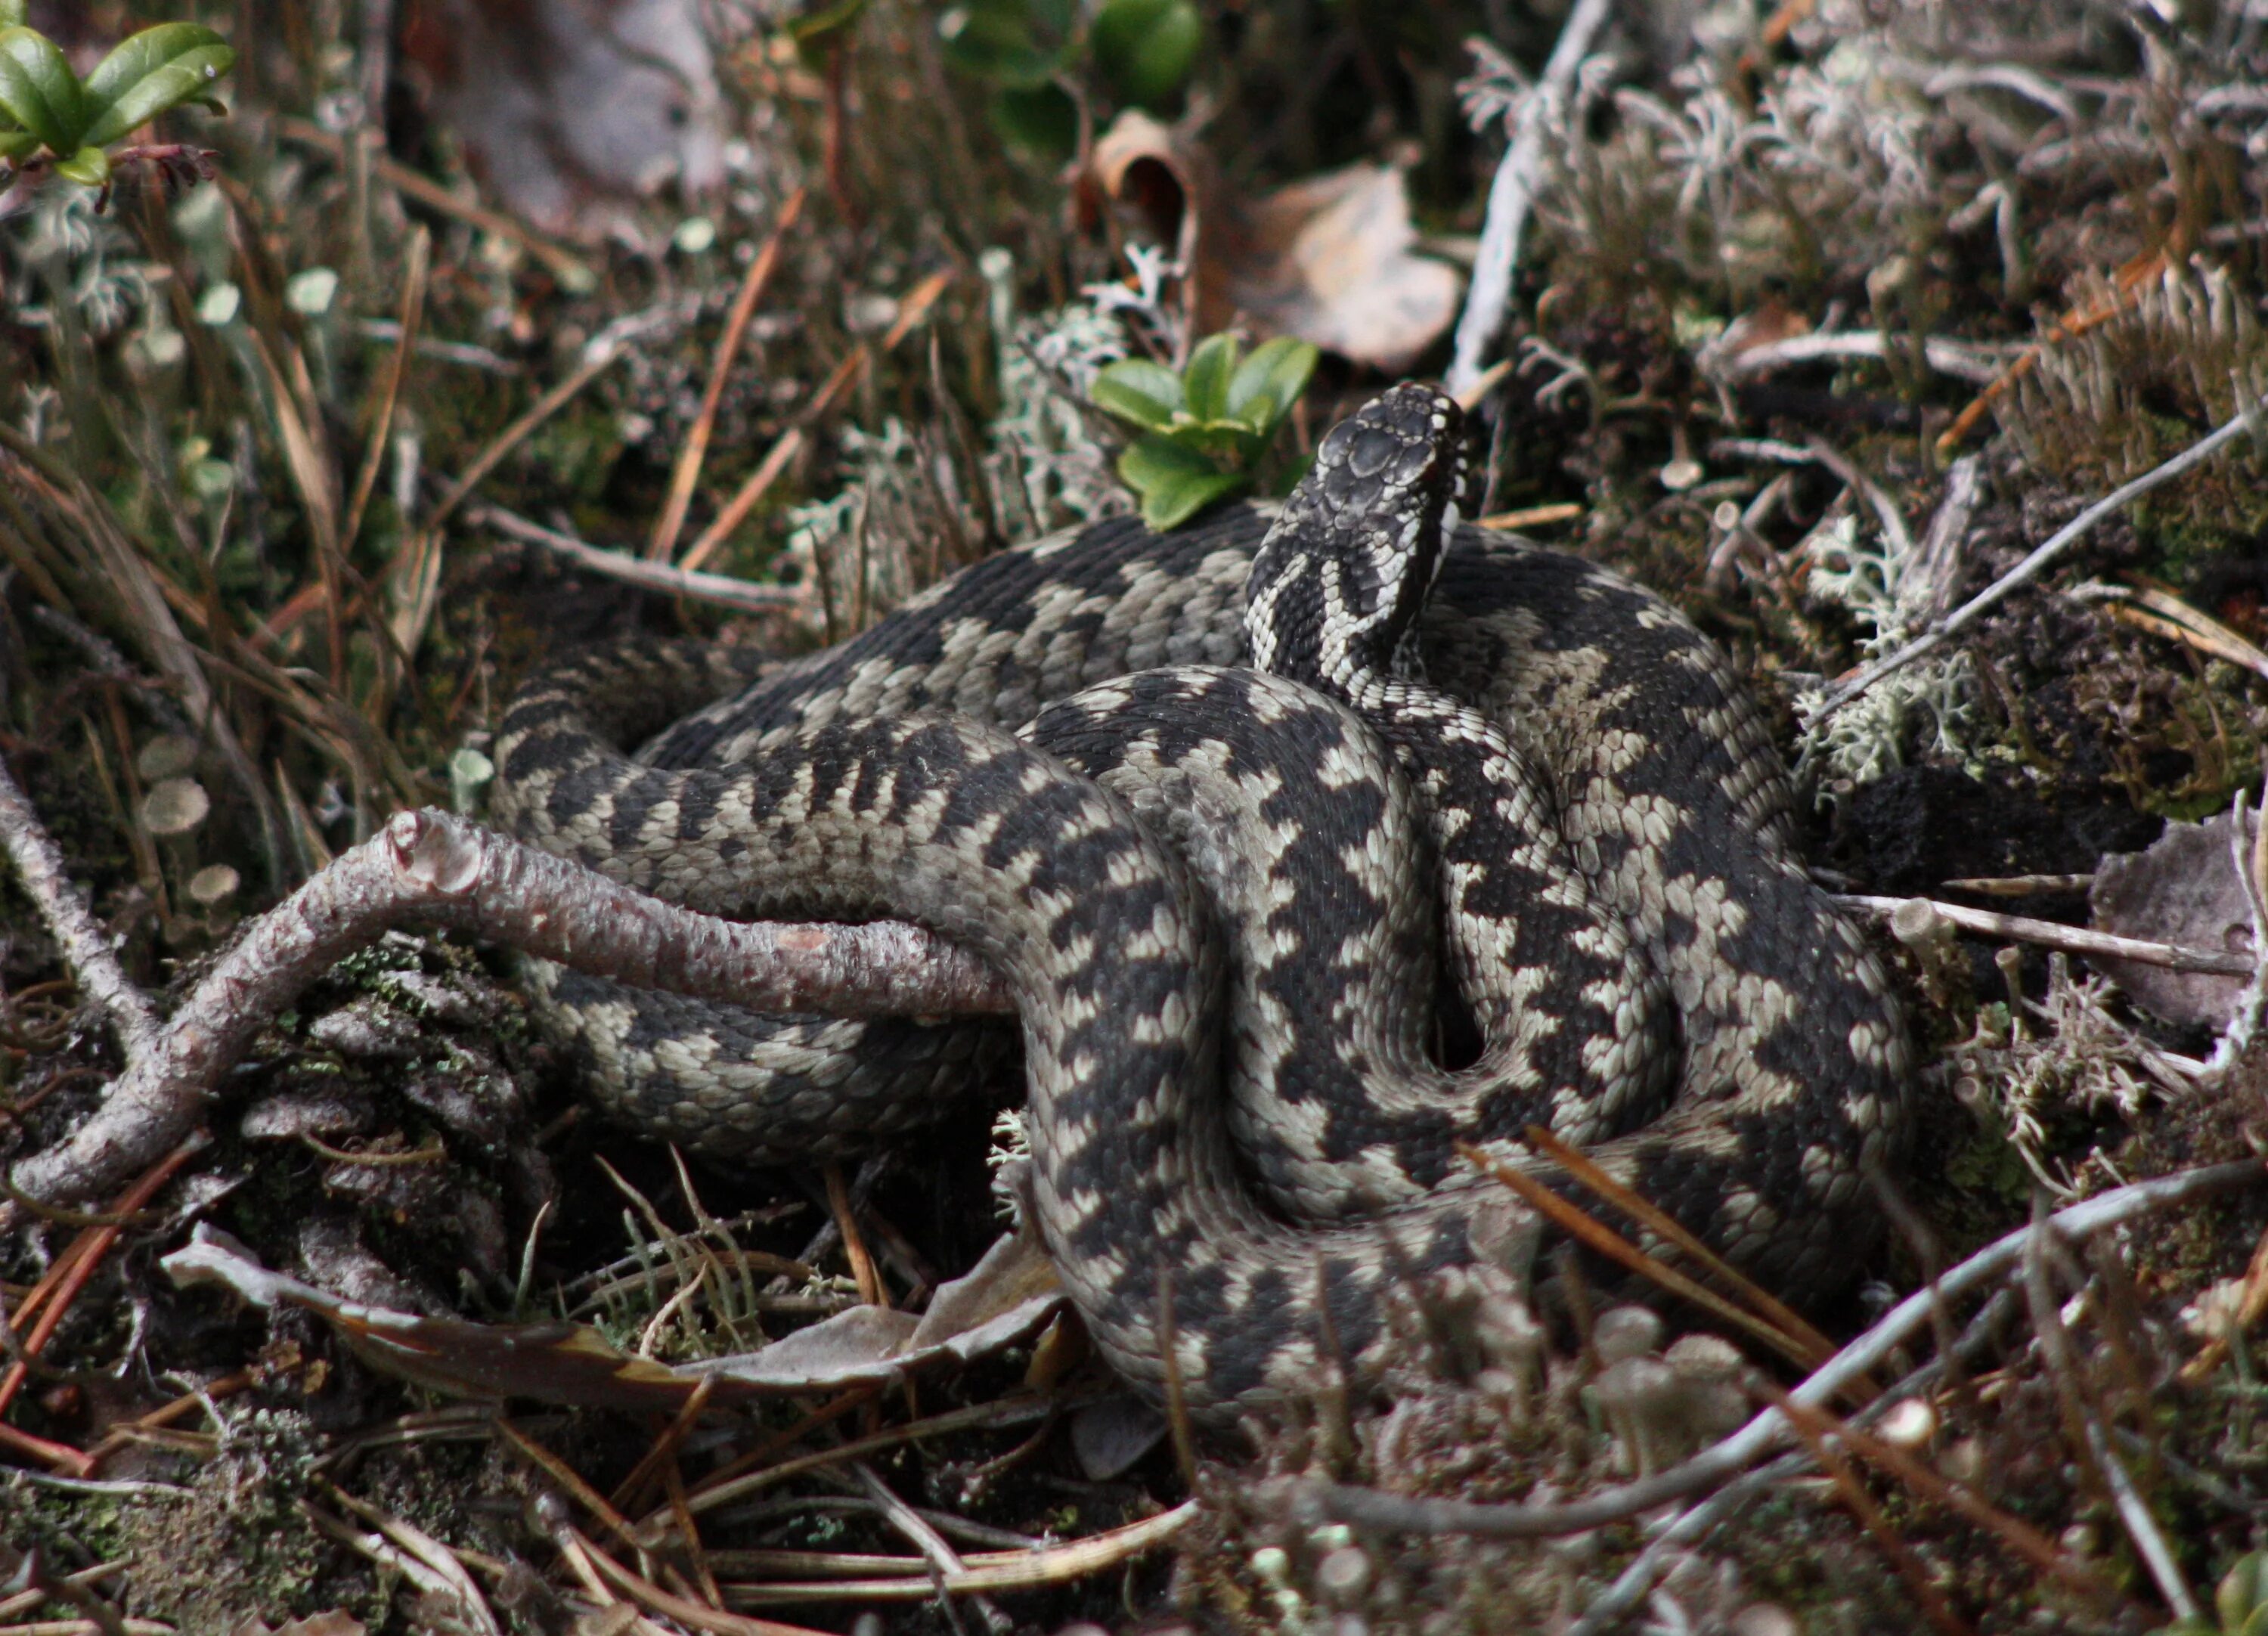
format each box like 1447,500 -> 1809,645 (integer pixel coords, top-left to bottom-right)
1089,333 -> 1318,528
0,3 -> 234,206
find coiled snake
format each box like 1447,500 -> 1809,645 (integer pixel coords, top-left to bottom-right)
493,386 -> 1911,1420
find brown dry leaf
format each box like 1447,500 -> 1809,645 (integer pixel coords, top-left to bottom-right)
166,1224 -> 741,1410
1086,111 -> 1460,370
166,1216 -> 1062,1405
692,1217 -> 1065,1391
2090,807 -> 2261,1026
400,0 -> 725,244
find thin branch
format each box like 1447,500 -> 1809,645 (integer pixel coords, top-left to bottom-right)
5,809 -> 1010,1212
277,119 -> 596,290
0,753 -> 159,1061
2023,1213 -> 2198,1622
718,1503 -> 1196,1606
1444,0 -> 1617,396
649,191 -> 807,562
1296,1159 -> 2263,1537
855,1463 -> 1012,1634
1809,387 -> 2268,725
1833,893 -> 2253,976
1710,330 -> 2015,387
426,300 -> 694,538
476,506 -> 802,616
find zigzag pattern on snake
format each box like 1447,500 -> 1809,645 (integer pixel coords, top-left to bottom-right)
492,386 -> 1912,1420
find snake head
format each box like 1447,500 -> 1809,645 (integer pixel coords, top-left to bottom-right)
1246,383 -> 1467,691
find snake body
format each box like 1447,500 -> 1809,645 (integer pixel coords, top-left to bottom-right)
493,387 -> 1912,1419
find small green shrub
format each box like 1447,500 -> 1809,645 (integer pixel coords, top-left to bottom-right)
1089,333 -> 1318,528
0,3 -> 233,193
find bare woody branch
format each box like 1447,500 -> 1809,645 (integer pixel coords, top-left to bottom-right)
8,809 -> 1010,1211
1808,387 -> 2268,726
1443,0 -> 1618,397
0,754 -> 160,1062
1293,1158 -> 2263,1538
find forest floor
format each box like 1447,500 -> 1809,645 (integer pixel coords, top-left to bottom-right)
7,1 -> 2268,1632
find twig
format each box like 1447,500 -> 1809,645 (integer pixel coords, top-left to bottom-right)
276,119 -> 595,290
1575,1286 -> 2023,1632
1937,249 -> 2167,453
2071,582 -> 2268,684
1475,502 -> 1584,530
4,809 -> 1011,1212
426,300 -> 694,538
476,505 -> 802,616
678,271 -> 953,574
1808,387 -> 2268,725
826,1165 -> 886,1310
1710,330 -> 2015,387
1772,1384 -> 1976,1636
1764,1384 -> 2108,1597
576,1529 -> 832,1636
2023,1213 -> 2199,1622
318,1481 -> 503,1636
347,319 -> 523,375
0,754 -> 159,1061
1805,436 -> 1913,566
0,1135 -> 203,1473
1939,873 -> 2093,896
1833,893 -> 2253,976
717,1503 -> 1195,1606
1516,1127 -> 1841,1368
1444,0 -> 1617,396
342,225 -> 430,555
1461,1140 -> 1828,1371
674,1396 -> 1057,1521
1297,1159 -> 2263,1537
1564,1452 -> 1816,1636
649,191 -> 807,562
855,1464 -> 1012,1635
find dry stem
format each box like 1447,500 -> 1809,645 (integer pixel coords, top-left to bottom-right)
5,808 -> 1009,1213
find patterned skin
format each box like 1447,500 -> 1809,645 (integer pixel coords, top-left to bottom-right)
492,387 -> 1912,1421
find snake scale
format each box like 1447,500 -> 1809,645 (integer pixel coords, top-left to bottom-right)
493,386 -> 1912,1421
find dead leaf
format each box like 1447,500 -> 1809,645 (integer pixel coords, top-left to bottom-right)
693,1219 -> 1065,1391
1227,163 -> 1463,373
166,1217 -> 1063,1405
2090,807 -> 2261,1026
1085,111 -> 1460,370
400,0 -> 726,244
167,1224 -> 739,1410
1070,1393 -> 1168,1480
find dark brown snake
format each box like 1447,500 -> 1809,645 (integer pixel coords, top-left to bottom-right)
492,386 -> 1912,1421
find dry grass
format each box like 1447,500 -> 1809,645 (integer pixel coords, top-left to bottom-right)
5,0 -> 2268,1631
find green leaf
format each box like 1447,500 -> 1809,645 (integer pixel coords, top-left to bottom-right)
0,127 -> 36,160
1089,358 -> 1185,429
52,142 -> 108,186
2224,1554 -> 2268,1634
0,26 -> 90,155
1182,333 -> 1238,423
1118,434 -> 1246,528
986,82 -> 1076,156
1092,0 -> 1201,108
0,3 -> 22,30
82,23 -> 234,147
1226,336 -> 1318,434
1179,418 -> 1265,466
940,0 -> 1069,89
